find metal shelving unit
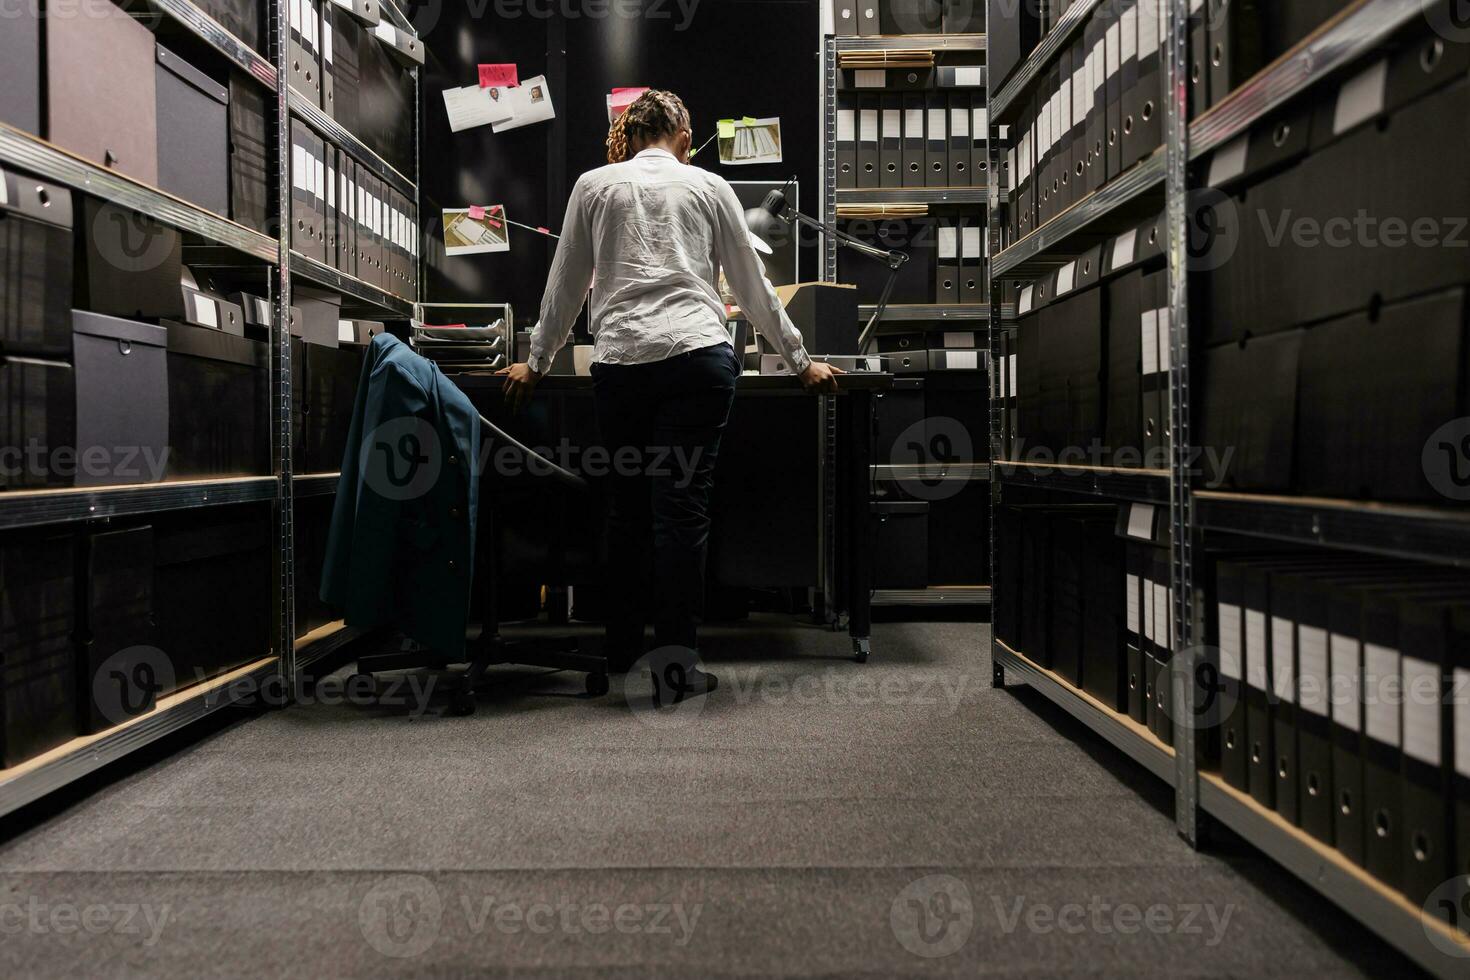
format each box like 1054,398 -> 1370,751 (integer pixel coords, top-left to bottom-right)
0,0 -> 421,818
0,124 -> 279,263
865,303 -> 991,323
987,0 -> 1470,972
873,585 -> 992,607
294,621 -> 372,672
834,34 -> 986,54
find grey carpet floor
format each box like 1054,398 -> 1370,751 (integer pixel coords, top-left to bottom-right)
0,616 -> 1423,978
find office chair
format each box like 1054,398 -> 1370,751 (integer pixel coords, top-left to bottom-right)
351,410 -> 610,716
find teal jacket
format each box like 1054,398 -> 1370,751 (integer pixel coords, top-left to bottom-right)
321,333 -> 480,655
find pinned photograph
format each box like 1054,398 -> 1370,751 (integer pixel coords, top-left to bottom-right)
442,84 -> 514,133
443,206 -> 509,256
492,75 -> 557,133
719,117 -> 782,166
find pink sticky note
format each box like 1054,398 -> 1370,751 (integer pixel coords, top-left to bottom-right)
478,64 -> 518,89
608,86 -> 649,116
467,205 -> 486,220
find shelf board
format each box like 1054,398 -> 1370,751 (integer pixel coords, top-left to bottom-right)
873,462 -> 990,482
293,472 -> 342,498
995,641 -> 1176,784
0,656 -> 278,820
0,124 -> 279,263
1190,0 -> 1424,162
1194,490 -> 1470,568
991,150 -> 1164,278
995,459 -> 1171,504
152,0 -> 277,90
865,304 -> 991,323
0,476 -> 279,531
989,0 -> 1104,118
288,91 -> 417,198
294,620 -> 371,671
290,250 -> 415,318
873,585 -> 991,606
1199,773 -> 1470,979
834,33 -> 985,54
836,186 -> 989,205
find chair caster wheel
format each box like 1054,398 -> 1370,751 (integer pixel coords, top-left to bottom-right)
450,690 -> 476,716
852,638 -> 870,663
585,673 -> 610,697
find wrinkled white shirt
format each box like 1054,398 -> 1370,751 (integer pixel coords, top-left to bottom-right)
527,148 -> 812,375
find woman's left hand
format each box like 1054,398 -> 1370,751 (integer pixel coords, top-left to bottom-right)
497,362 -> 544,413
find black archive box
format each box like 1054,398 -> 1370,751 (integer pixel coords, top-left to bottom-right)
197,0 -> 265,52
0,532 -> 78,768
79,526 -> 160,735
76,198 -> 185,321
1197,330 -> 1303,492
229,74 -> 272,234
988,0 -> 1042,93
162,321 -> 270,479
292,339 -> 363,475
1,167 -> 75,356
0,0 -> 41,135
71,311 -> 169,488
156,44 -> 231,216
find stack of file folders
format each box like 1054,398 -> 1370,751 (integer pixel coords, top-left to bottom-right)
411,322 -> 508,370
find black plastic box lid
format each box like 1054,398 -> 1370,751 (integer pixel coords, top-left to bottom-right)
71,309 -> 167,348
162,319 -> 268,369
156,43 -> 228,104
0,165 -> 73,230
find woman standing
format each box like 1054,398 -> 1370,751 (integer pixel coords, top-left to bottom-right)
499,90 -> 839,701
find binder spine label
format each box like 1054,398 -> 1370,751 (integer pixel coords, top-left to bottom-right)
1298,626 -> 1329,717
1401,655 -> 1441,765
1455,667 -> 1470,777
1271,616 -> 1296,704
1329,633 -> 1361,730
1219,602 -> 1242,680
1126,574 -> 1141,634
1363,643 -> 1400,746
1245,610 -> 1267,691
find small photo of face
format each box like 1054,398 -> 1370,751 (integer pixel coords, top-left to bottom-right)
530,86 -> 545,103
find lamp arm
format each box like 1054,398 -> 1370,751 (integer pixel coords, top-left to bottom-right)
784,208 -> 896,264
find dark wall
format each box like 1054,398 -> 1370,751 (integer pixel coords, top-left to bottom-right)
414,0 -> 821,326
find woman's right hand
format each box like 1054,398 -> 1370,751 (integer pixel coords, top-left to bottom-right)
799,361 -> 843,394
497,362 -> 544,413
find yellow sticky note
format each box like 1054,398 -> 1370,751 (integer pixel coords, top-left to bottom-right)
741,116 -> 758,126
717,119 -> 736,138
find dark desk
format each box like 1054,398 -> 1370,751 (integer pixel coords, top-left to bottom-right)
450,370 -> 892,660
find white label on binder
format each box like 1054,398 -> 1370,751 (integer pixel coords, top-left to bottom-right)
951,108 -> 968,139
307,7 -> 318,50
1157,309 -> 1172,371
1271,616 -> 1295,703
1007,146 -> 1017,180
1107,22 -> 1120,76
314,157 -> 325,201
1073,67 -> 1086,124
1139,0 -> 1159,59
1059,78 -> 1072,133
859,109 -> 878,143
1329,632 -> 1361,730
961,226 -> 981,258
1455,668 -> 1470,777
943,331 -> 975,348
953,66 -> 983,87
855,70 -> 886,88
290,0 -> 301,31
1218,603 -> 1242,681
1018,285 -> 1034,314
324,15 -> 333,63
0,175 -> 8,208
1154,583 -> 1169,651
1092,43 -> 1105,96
1112,228 -> 1136,269
1191,0 -> 1203,11
1364,643 -> 1400,746
1008,354 -> 1017,396
1140,310 -> 1159,375
883,109 -> 901,137
292,145 -> 307,190
1055,261 -> 1076,296
327,167 -> 335,209
906,107 -> 924,137
1297,626 -> 1329,717
1207,135 -> 1249,187
1402,656 -> 1440,765
937,226 -> 958,258
971,107 -> 987,135
1126,574 -> 1141,634
1245,610 -> 1267,692
944,351 -> 979,370
190,293 -> 216,329
1333,59 -> 1387,136
836,109 -> 855,142
349,180 -> 356,219
1143,577 -> 1155,641
1126,503 -> 1154,540
927,108 -> 946,141
1121,6 -> 1138,63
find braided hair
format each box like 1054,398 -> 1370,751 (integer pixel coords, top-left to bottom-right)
606,90 -> 691,164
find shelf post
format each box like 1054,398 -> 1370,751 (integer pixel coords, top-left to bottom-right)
272,0 -> 298,690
